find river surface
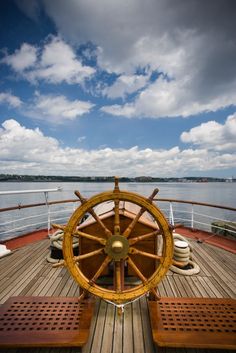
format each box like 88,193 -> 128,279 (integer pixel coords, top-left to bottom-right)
0,182 -> 235,241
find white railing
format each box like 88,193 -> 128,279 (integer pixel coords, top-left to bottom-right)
0,187 -> 62,196
155,199 -> 236,238
0,187 -> 63,240
0,206 -> 76,238
0,193 -> 235,241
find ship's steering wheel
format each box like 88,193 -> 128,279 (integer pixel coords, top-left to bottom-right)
61,178 -> 173,305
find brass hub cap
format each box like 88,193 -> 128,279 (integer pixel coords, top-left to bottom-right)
105,235 -> 129,261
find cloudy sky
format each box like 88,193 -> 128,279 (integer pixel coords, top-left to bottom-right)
0,0 -> 236,177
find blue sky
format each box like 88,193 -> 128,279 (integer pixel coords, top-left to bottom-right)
0,0 -> 236,177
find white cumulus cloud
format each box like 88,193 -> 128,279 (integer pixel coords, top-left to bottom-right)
0,92 -> 22,108
101,76 -> 236,118
41,0 -> 236,118
0,119 -> 59,164
1,119 -> 235,176
2,36 -> 95,84
103,74 -> 150,99
24,93 -> 94,124
2,43 -> 37,71
181,113 -> 236,151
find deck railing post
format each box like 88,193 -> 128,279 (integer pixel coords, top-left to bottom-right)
169,202 -> 174,226
44,192 -> 50,236
191,204 -> 194,229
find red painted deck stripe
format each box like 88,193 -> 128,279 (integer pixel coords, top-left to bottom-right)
2,227 -> 236,254
176,226 -> 236,254
3,229 -> 49,250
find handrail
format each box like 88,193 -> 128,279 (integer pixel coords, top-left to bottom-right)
154,198 -> 236,212
0,197 -> 235,241
0,197 -> 235,213
0,199 -> 79,213
0,187 -> 62,196
0,187 -> 63,237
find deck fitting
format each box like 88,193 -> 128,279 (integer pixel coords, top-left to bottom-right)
148,297 -> 236,350
0,296 -> 95,347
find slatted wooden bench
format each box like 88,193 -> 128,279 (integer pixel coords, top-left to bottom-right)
0,296 -> 95,347
148,297 -> 236,350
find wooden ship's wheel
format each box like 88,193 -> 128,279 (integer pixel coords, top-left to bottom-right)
60,178 -> 173,306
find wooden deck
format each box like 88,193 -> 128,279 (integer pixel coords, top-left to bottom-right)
0,235 -> 235,353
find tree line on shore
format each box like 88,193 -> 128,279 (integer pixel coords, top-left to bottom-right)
0,174 -> 233,183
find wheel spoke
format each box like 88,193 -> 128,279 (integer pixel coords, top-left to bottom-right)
123,208 -> 145,238
123,188 -> 159,238
129,247 -> 163,262
89,208 -> 113,237
51,223 -> 66,231
89,255 -> 112,284
74,230 -> 106,245
128,229 -> 161,245
114,261 -> 122,292
127,256 -> 147,283
127,257 -> 160,300
114,260 -> 125,293
77,290 -> 87,302
114,198 -> 120,235
150,288 -> 161,301
74,248 -> 104,262
75,190 -> 112,237
52,260 -> 65,268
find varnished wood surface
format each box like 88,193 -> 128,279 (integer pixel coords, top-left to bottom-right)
0,297 -> 95,347
148,298 -> 236,349
0,237 -> 235,353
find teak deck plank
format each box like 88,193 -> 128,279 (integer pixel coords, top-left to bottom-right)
0,248 -> 47,285
0,243 -> 47,294
207,244 -> 236,272
210,276 -> 232,298
194,243 -> 235,283
101,303 -> 115,353
184,277 -> 202,298
140,296 -> 156,353
67,281 -> 80,297
82,300 -> 100,353
132,300 -> 145,352
123,298 -> 134,353
0,236 -> 235,353
89,300 -> 107,353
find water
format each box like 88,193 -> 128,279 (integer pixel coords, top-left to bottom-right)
0,182 -> 235,241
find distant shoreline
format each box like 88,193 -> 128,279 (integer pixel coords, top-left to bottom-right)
0,174 -> 234,183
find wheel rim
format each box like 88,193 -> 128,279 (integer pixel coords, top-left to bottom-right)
63,186 -> 173,304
